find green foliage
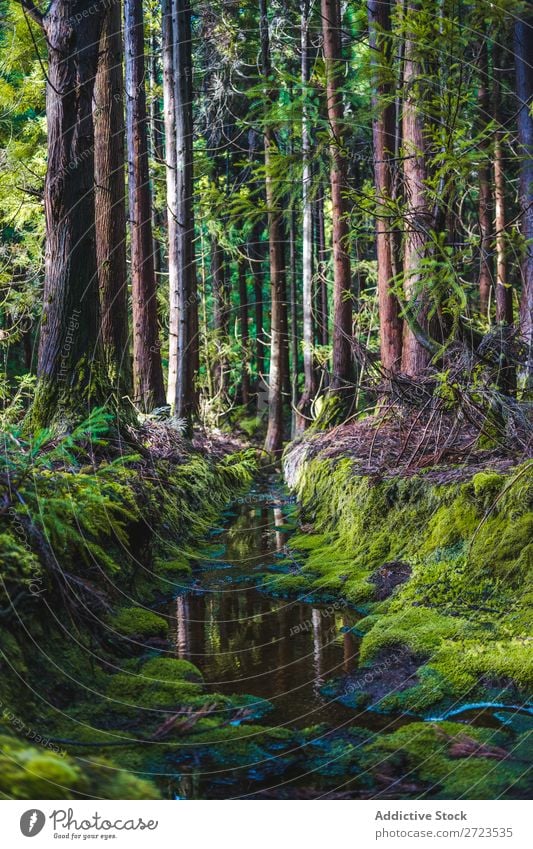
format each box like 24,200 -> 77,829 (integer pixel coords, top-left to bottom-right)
0,733 -> 161,800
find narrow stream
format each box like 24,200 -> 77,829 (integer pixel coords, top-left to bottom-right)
158,476 -> 410,798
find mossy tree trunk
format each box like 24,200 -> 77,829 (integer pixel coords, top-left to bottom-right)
23,0 -> 110,430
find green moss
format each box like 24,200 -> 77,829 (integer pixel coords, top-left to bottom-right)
105,657 -> 204,712
362,722 -> 531,799
358,608 -> 476,664
0,733 -> 160,800
111,607 -> 169,639
283,449 -> 533,711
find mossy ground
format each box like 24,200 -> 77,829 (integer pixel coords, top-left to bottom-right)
282,448 -> 533,719
0,442 -> 262,799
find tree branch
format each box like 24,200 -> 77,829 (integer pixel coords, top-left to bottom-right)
17,0 -> 44,28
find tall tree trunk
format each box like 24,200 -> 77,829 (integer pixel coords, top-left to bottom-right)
493,45 -> 513,327
150,32 -> 164,281
400,0 -> 432,375
211,235 -> 229,397
125,0 -> 165,411
162,0 -> 179,402
94,0 -> 131,398
315,181 -> 329,346
514,8 -> 533,387
492,40 -> 515,394
238,257 -> 250,407
248,221 -> 266,398
167,0 -> 197,420
368,0 -> 403,374
321,0 -> 352,394
477,38 -> 493,319
260,0 -> 286,455
289,205 -> 299,432
26,0 -> 108,428
296,0 -> 316,432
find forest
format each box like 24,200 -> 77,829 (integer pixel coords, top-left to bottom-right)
0,0 -> 531,801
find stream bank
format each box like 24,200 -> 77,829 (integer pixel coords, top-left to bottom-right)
0,417 -> 531,799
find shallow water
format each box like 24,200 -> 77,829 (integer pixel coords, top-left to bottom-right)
164,477 -> 408,730
146,475 -> 531,799
154,476 -> 419,798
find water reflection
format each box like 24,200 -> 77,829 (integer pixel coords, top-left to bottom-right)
169,479 -> 360,726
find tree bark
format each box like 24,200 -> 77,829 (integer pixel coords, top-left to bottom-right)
28,0 -> 108,428
248,221 -> 266,396
368,0 -> 403,373
238,257 -> 250,407
493,43 -> 513,326
400,0 -> 432,375
477,38 -> 493,319
296,0 -> 316,433
260,0 -> 286,455
514,8 -> 533,387
125,0 -> 165,411
94,0 -> 131,398
211,235 -> 230,397
167,0 -> 197,420
315,181 -> 329,347
321,0 -> 352,393
162,0 -> 179,401
150,31 -> 164,281
289,205 -> 299,432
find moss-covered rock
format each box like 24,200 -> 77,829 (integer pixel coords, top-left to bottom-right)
111,607 -> 169,640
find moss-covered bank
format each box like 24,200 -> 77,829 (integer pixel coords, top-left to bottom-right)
0,435 -> 259,798
282,442 -> 532,720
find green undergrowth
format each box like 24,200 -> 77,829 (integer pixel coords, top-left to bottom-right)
0,414 -> 258,798
283,448 -> 533,714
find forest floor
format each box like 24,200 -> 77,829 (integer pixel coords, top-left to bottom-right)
0,411 -> 531,800
290,409 -> 526,483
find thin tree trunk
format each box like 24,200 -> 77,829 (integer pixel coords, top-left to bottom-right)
315,181 -> 329,346
238,257 -> 250,407
493,40 -> 515,394
211,235 -> 229,397
168,0 -> 197,420
125,0 -> 165,411
260,0 -> 286,455
493,44 -> 513,326
94,0 -> 131,397
368,0 -> 403,373
27,0 -> 107,428
477,38 -> 493,319
296,0 -> 316,433
248,221 -> 266,397
289,205 -> 299,432
150,32 -> 164,281
400,0 -> 432,375
514,9 -> 533,387
321,0 -> 352,394
162,0 -> 179,404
